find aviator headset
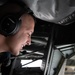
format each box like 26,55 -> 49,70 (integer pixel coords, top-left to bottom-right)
0,0 -> 33,37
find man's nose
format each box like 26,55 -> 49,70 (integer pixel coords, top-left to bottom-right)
26,37 -> 31,45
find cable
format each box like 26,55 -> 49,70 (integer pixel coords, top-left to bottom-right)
10,48 -> 44,60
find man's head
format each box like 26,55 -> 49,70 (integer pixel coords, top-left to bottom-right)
0,13 -> 35,55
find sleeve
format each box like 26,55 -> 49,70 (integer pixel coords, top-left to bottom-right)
12,0 -> 75,25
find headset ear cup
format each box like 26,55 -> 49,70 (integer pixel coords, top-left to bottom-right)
0,0 -> 33,37
11,19 -> 21,35
0,15 -> 21,36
